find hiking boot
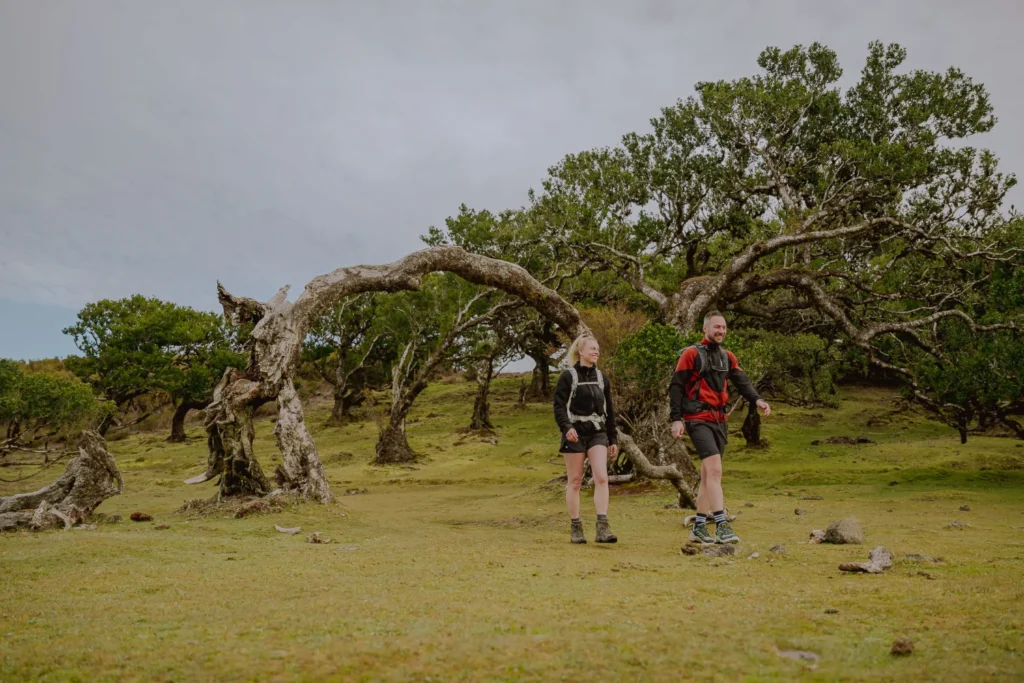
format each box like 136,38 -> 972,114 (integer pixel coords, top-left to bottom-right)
689,522 -> 715,545
595,517 -> 617,543
715,521 -> 740,544
570,519 -> 587,544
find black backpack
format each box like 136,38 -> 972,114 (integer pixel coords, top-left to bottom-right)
679,344 -> 729,415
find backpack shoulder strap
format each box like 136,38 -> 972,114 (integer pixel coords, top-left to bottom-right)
693,345 -> 707,376
595,368 -> 605,392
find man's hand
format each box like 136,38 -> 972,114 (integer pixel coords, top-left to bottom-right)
608,444 -> 618,458
565,428 -> 579,443
670,420 -> 685,439
756,399 -> 771,417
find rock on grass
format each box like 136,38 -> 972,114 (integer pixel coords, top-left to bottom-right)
824,518 -> 864,544
839,546 -> 893,574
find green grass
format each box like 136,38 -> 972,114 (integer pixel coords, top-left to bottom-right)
2,379 -> 1023,681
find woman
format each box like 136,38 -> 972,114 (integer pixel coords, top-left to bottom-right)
553,335 -> 618,544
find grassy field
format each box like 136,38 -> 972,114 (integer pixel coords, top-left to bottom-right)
2,378 -> 1023,682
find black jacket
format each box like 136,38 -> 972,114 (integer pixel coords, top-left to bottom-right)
553,362 -> 617,444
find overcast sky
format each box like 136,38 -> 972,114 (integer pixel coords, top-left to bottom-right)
2,0 -> 1022,360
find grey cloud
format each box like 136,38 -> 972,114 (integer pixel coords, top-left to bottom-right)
1,0 -> 1021,322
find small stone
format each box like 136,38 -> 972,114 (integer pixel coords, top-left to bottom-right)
747,552 -> 760,559
811,440 -> 821,446
888,481 -> 899,486
959,505 -> 971,512
903,553 -> 941,563
703,545 -> 737,558
809,530 -> 826,544
824,518 -> 864,544
744,502 -> 755,508
337,545 -> 360,552
868,546 -> 893,569
769,544 -> 786,554
681,546 -> 699,556
306,532 -> 332,544
777,649 -> 820,665
855,436 -> 874,444
105,514 -> 123,524
890,637 -> 914,656
155,524 -> 170,530
946,520 -> 970,530
916,571 -> 936,580
663,503 -> 679,509
824,608 -> 839,614
799,495 -> 824,501
794,508 -> 807,516
839,546 -> 893,573
130,512 -> 153,522
274,525 -> 301,535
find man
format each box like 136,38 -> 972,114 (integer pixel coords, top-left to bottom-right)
669,311 -> 770,544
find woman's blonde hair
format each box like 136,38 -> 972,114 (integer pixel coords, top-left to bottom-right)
567,334 -> 599,366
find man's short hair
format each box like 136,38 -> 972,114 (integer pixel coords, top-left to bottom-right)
703,310 -> 725,324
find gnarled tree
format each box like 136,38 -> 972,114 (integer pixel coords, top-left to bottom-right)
186,246 -> 589,502
374,274 -> 520,463
529,41 -> 1022,435
305,293 -> 393,425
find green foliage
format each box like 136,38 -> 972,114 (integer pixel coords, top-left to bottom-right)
63,295 -> 244,412
612,323 -> 687,420
732,331 -> 841,408
0,359 -> 97,443
900,319 -> 1024,437
304,293 -> 397,405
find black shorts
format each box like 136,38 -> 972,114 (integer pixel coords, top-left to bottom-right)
686,420 -> 727,460
559,423 -> 610,454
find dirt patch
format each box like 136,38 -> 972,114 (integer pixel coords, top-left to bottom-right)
609,481 -> 659,496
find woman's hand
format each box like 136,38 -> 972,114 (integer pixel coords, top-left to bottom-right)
565,428 -> 579,443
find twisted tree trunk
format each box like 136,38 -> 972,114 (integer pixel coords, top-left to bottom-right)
617,431 -> 698,509
525,350 -> 552,400
168,399 -> 209,443
468,358 -> 495,431
329,381 -> 354,425
0,431 -> 123,531
375,422 -> 417,464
